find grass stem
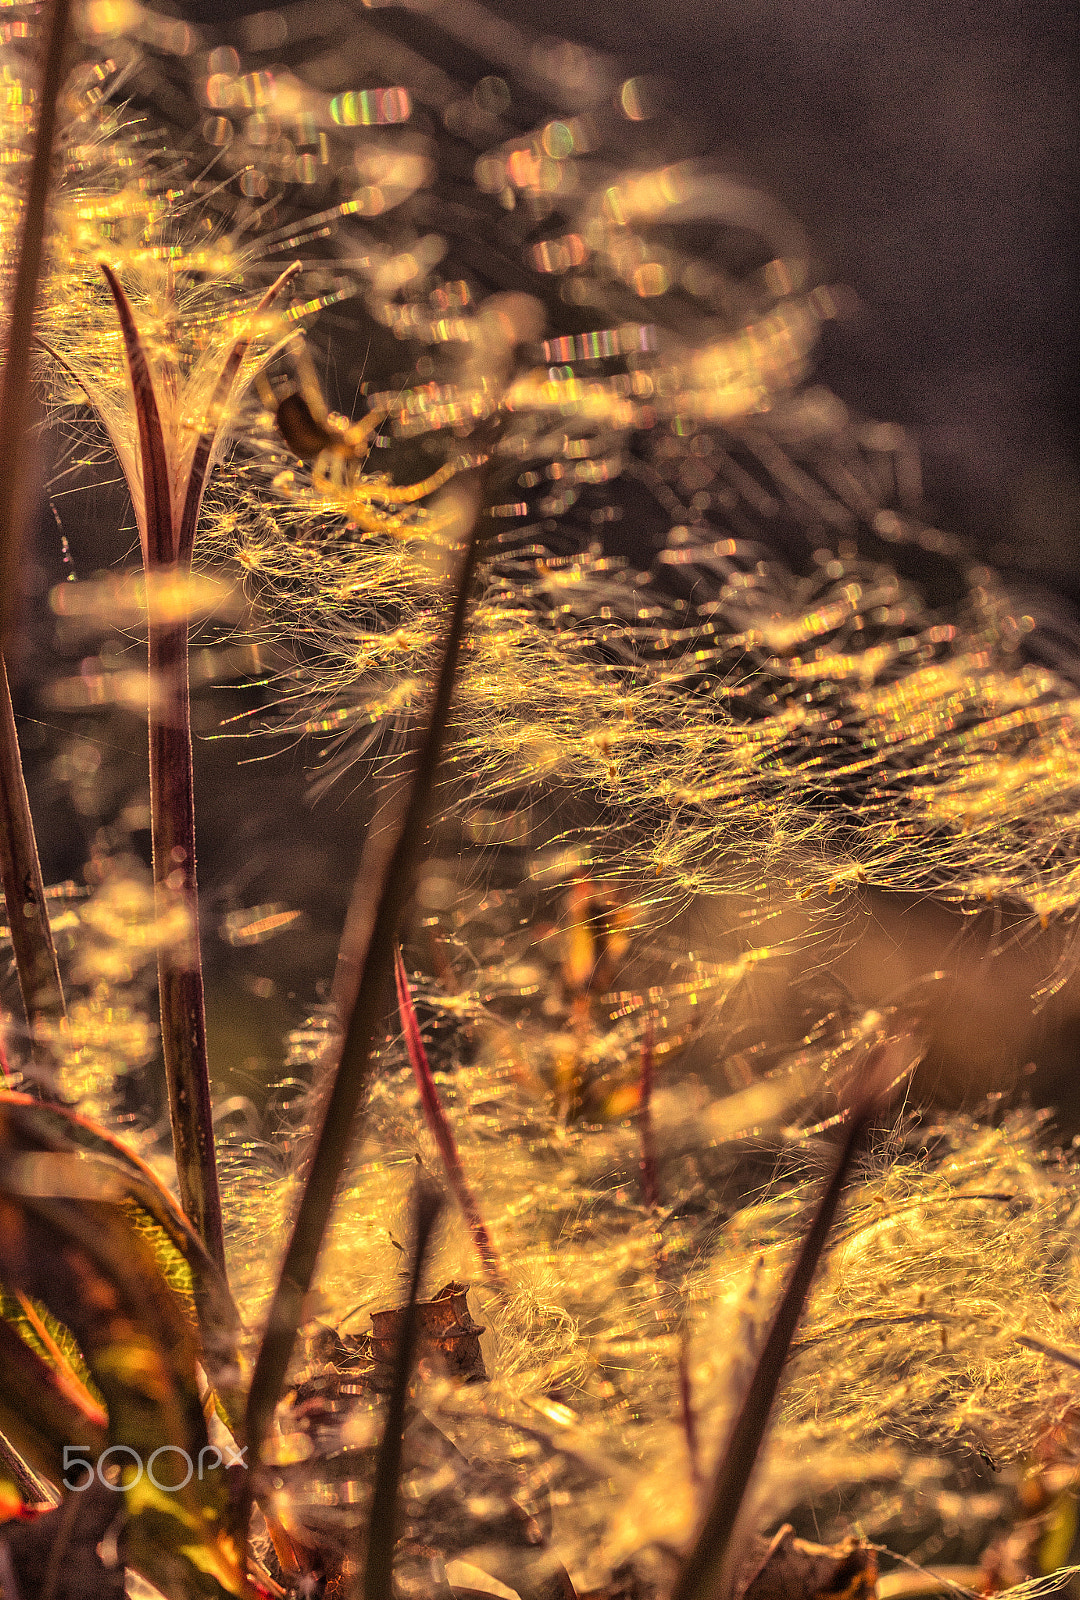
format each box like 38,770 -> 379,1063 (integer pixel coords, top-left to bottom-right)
0,659 -> 66,1061
96,262 -> 298,1273
395,946 -> 507,1291
638,1021 -> 660,1212
0,0 -> 73,639
360,1181 -> 442,1600
147,609 -> 224,1271
245,462 -> 489,1494
671,1072 -> 883,1600
100,265 -> 224,1271
0,0 -> 72,1061
678,1325 -> 704,1496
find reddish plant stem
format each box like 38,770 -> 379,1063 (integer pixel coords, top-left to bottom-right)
638,1020 -> 660,1212
147,610 -> 224,1273
101,264 -> 227,1274
395,947 -> 507,1291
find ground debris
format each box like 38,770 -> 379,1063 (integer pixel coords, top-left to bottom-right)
580,1528 -> 877,1600
738,1527 -> 879,1600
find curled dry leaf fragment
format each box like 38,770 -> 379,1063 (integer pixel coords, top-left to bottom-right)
369,1279 -> 488,1385
736,1527 -> 878,1600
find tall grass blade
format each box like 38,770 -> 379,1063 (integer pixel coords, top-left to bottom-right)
0,0 -> 73,634
99,265 -> 173,558
329,778 -> 408,1023
360,1180 -> 443,1600
100,263 -> 225,1271
245,462 -> 488,1495
395,946 -> 507,1290
0,0 -> 72,1056
176,262 -> 301,563
0,661 -> 66,1058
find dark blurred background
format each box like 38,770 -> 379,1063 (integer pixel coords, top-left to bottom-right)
588,1 -> 1076,567
15,0 -> 1080,1117
488,0 -> 1080,592
191,0 -> 1080,589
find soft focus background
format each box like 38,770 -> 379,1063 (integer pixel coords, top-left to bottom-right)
13,0 -> 1080,1123
513,0 -> 1080,594
186,0 -> 1080,587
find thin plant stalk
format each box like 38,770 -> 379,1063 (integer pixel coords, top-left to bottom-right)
361,1181 -> 443,1600
638,1020 -> 660,1212
678,1324 -> 704,1497
329,775 -> 409,1025
395,946 -> 507,1291
636,1020 -> 701,1489
1016,1333 -> 1080,1374
101,263 -> 224,1272
99,262 -> 300,1273
0,0 -> 73,1054
146,606 -> 222,1268
0,661 -> 65,1054
0,0 -> 73,635
245,461 -> 489,1491
670,1076 -> 883,1600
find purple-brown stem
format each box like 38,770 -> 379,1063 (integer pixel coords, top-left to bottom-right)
148,608 -> 224,1273
100,265 -> 223,1269
98,263 -> 299,1277
395,946 -> 507,1292
638,1021 -> 701,1490
638,1020 -> 660,1212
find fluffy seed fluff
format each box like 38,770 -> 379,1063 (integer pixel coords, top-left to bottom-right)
220,1034 -> 1080,1589
4,9 -> 1080,1600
